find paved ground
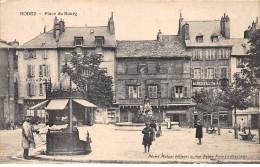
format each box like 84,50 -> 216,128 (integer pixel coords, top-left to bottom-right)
1,124 -> 260,164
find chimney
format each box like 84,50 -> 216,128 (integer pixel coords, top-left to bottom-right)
256,17 -> 258,23
220,13 -> 230,39
59,19 -> 65,33
178,10 -> 184,36
157,30 -> 163,42
108,12 -> 115,34
53,17 -> 65,41
44,25 -> 46,33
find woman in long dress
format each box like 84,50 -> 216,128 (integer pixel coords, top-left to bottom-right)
142,122 -> 153,153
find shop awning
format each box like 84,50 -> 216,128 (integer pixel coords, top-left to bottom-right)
166,111 -> 186,114
73,99 -> 97,107
45,99 -> 69,110
29,100 -> 49,110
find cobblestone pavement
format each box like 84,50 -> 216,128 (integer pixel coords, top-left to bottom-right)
1,124 -> 260,164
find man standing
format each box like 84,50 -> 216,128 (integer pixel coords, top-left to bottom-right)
195,120 -> 203,145
240,119 -> 245,133
149,119 -> 157,141
22,115 -> 36,160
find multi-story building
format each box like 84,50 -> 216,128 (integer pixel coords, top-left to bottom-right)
178,13 -> 233,126
17,13 -> 116,123
0,39 -> 19,129
230,18 -> 260,129
115,30 -> 193,126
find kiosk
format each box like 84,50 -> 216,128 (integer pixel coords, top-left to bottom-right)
29,72 -> 96,155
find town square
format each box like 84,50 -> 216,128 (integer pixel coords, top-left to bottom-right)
0,0 -> 260,164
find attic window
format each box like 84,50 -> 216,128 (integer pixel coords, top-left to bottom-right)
74,37 -> 83,46
196,33 -> 203,43
95,36 -> 104,47
211,33 -> 219,43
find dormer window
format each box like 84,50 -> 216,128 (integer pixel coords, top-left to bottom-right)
211,33 -> 219,43
95,36 -> 104,47
74,37 -> 83,46
196,33 -> 203,43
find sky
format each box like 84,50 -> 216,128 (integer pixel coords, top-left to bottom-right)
0,0 -> 259,45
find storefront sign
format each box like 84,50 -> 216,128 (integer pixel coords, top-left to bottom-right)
192,80 -> 217,87
26,77 -> 51,82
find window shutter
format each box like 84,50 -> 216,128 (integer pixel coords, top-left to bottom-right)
157,85 -> 160,98
172,87 -> 175,98
125,85 -> 129,99
219,50 -> 221,59
46,65 -> 50,77
145,64 -> 148,74
199,49 -> 203,60
33,51 -> 36,59
32,65 -> 35,77
187,87 -> 190,97
39,65 -> 42,76
157,63 -> 161,73
206,50 -> 208,59
184,87 -> 188,98
27,65 -> 31,77
201,68 -> 204,79
204,68 -> 208,79
191,68 -> 194,79
226,67 -> 229,79
138,86 -> 142,98
213,50 -> 216,59
27,83 -> 30,96
33,83 -> 36,96
214,67 -> 218,79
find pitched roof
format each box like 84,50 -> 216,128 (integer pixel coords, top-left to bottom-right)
0,41 -> 14,48
116,35 -> 191,58
230,38 -> 249,56
185,20 -> 232,47
19,26 -> 116,49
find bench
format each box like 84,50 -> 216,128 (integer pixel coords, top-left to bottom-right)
208,129 -> 217,134
239,133 -> 256,140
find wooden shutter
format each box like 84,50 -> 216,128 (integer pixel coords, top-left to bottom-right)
157,85 -> 160,98
27,65 -> 31,77
33,51 -> 37,59
184,87 -> 188,98
191,68 -> 194,79
204,68 -> 208,79
206,50 -> 208,59
125,85 -> 129,99
199,49 -> 203,60
214,67 -> 218,79
187,87 -> 190,97
46,65 -> 50,77
201,68 -> 204,79
27,83 -> 30,96
157,62 -> 161,73
32,83 -> 36,96
39,65 -> 43,76
172,87 -> 175,98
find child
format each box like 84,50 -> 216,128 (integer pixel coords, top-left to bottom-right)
142,122 -> 153,153
195,120 -> 203,145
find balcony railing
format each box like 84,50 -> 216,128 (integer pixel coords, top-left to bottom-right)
118,98 -> 191,105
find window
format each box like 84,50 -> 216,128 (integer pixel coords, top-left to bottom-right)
207,68 -> 214,79
27,65 -> 35,78
211,34 -> 219,43
192,49 -> 202,60
39,83 -> 44,96
193,68 -> 201,79
26,110 -> 34,117
219,49 -> 229,59
27,83 -> 36,96
128,86 -> 142,99
65,51 -> 72,61
37,110 -> 46,118
219,66 -> 228,79
196,35 -> 203,43
24,50 -> 36,59
95,36 -> 104,47
206,49 -> 215,60
172,86 -> 189,98
237,57 -> 244,68
148,86 -> 157,98
127,62 -> 138,74
39,65 -> 50,77
147,63 -> 157,74
41,50 -> 48,59
74,37 -> 83,46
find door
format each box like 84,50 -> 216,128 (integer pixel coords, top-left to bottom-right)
120,111 -> 128,122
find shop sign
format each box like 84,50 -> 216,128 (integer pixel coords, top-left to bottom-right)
26,77 -> 51,82
192,80 -> 217,87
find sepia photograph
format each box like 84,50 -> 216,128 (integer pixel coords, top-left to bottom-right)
0,0 -> 260,164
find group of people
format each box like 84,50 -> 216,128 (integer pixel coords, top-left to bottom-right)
141,119 -> 162,153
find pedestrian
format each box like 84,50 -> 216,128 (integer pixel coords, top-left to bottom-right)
149,119 -> 157,141
22,115 -> 36,160
142,122 -> 152,153
11,121 -> 15,130
195,120 -> 203,145
157,123 -> 162,137
240,119 -> 245,133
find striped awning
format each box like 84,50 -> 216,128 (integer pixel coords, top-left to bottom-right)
46,99 -> 69,110
29,100 -> 49,110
